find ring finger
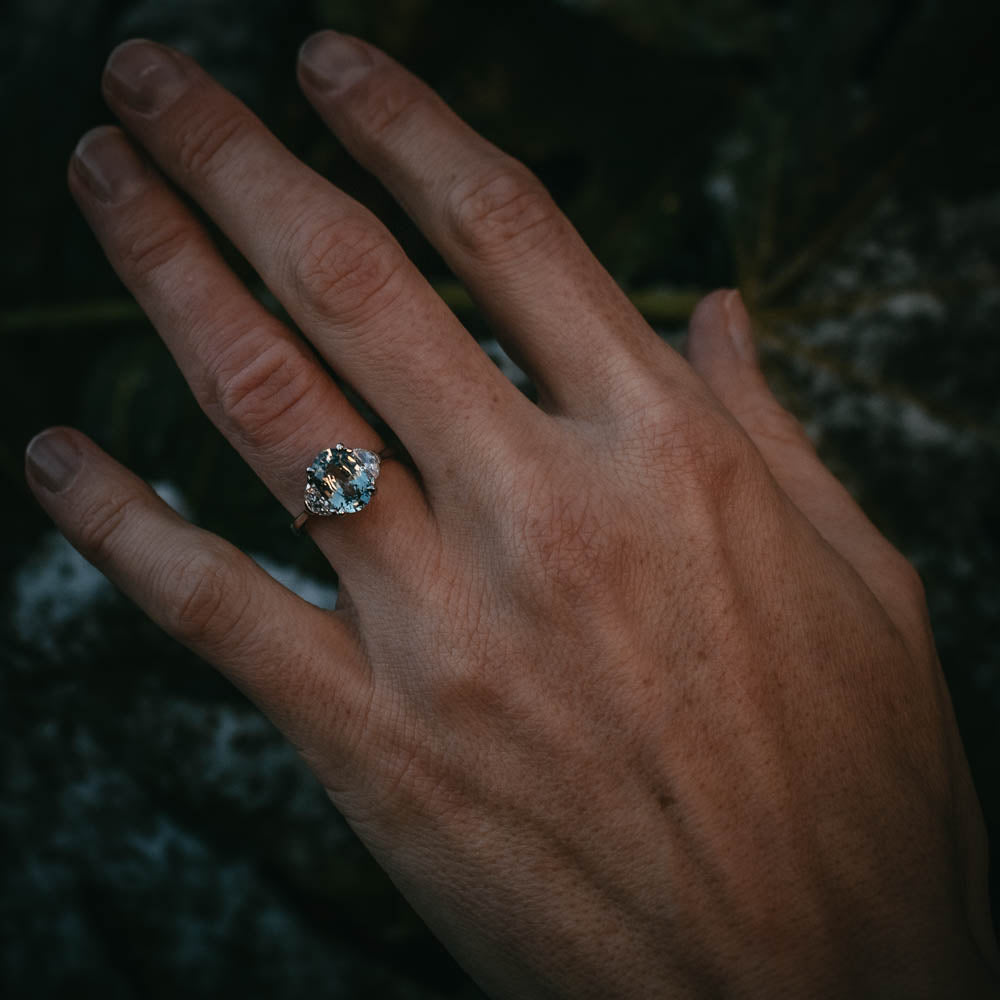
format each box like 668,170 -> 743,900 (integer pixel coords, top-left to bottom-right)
68,124 -> 431,577
99,39 -> 537,499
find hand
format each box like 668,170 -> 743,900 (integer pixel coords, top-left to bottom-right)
26,31 -> 999,998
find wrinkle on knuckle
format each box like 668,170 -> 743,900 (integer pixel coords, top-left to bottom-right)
291,216 -> 406,323
689,427 -> 757,503
211,340 -> 319,443
446,161 -> 563,262
637,394 -> 753,499
164,548 -> 250,652
633,397 -> 703,477
353,79 -> 431,144
77,491 -> 147,567
121,219 -> 195,279
175,107 -> 254,182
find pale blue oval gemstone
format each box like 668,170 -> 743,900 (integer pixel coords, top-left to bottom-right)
304,444 -> 380,516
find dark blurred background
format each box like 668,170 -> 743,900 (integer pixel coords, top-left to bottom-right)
2,0 -> 998,995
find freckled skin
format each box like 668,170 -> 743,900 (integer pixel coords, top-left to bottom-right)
28,32 -> 1000,1000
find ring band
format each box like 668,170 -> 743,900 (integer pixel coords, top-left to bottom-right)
290,443 -> 392,535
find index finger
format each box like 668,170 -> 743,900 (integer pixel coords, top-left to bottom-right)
296,30 -> 697,420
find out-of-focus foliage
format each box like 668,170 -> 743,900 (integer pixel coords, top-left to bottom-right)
2,0 -> 998,995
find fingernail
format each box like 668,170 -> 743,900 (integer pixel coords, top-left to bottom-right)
104,39 -> 188,113
298,30 -> 373,91
26,430 -> 82,495
71,126 -> 145,204
723,289 -> 757,363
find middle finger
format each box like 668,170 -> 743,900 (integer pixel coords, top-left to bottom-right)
67,125 -> 428,575
100,39 -> 535,490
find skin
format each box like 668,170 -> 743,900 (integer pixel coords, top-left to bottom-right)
24,31 -> 1000,998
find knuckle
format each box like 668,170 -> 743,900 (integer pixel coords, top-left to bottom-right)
76,491 -> 147,567
353,77 -> 431,144
431,658 -> 504,727
163,548 -> 249,651
446,161 -> 563,262
683,419 -> 757,499
291,216 -> 406,322
633,390 -> 754,497
120,218 -> 195,279
175,108 -> 253,182
210,339 -> 320,443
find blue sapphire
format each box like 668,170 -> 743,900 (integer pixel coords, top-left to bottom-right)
303,444 -> 381,516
